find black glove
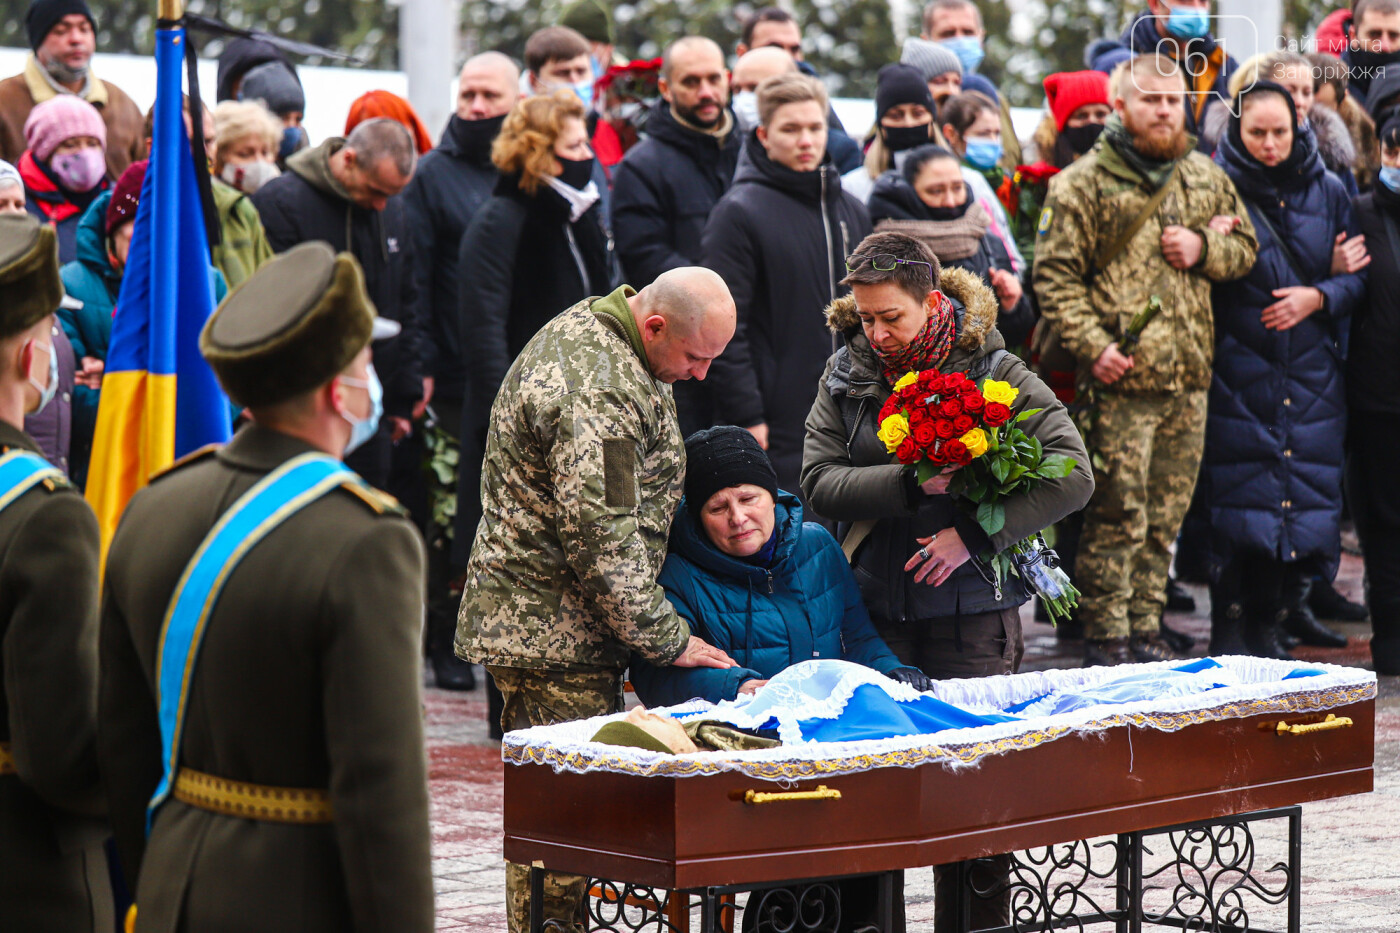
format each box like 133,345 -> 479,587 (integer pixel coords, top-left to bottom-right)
889,666 -> 933,692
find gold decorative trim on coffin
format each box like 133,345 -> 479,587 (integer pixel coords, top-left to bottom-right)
503,684 -> 1377,781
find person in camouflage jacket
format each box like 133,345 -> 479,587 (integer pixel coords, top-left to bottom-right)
1032,55 -> 1258,666
455,268 -> 737,933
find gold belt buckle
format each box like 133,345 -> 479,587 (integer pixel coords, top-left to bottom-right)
173,768 -> 334,824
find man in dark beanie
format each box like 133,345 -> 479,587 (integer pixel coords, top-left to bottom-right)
239,60 -> 309,164
0,0 -> 143,177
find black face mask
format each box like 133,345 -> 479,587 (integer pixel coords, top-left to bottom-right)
883,123 -> 933,153
453,112 -> 507,164
557,156 -> 595,190
921,199 -> 971,221
1347,47 -> 1400,90
1061,121 -> 1105,157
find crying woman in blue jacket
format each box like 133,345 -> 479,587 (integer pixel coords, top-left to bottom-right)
630,425 -> 931,707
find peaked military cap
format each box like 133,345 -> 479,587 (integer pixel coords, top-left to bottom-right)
200,241 -> 399,408
0,213 -> 61,340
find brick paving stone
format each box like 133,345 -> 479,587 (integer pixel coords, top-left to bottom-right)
428,554 -> 1400,930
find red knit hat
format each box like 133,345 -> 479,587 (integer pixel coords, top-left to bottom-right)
344,90 -> 433,155
105,159 -> 146,236
1044,70 -> 1111,133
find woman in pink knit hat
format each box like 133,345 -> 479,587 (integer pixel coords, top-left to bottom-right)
19,93 -> 109,261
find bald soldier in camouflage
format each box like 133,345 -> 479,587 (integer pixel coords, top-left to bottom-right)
456,267 -> 739,933
1033,53 -> 1257,666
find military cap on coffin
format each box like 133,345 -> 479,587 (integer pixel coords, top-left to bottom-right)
200,240 -> 400,408
0,213 -> 62,340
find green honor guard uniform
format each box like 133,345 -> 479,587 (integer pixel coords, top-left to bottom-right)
0,214 -> 111,931
97,242 -> 434,932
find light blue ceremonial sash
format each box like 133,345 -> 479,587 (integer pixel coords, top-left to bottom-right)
148,452 -> 362,825
0,449 -> 63,512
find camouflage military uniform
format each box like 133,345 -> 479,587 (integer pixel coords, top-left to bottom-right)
456,286 -> 692,933
1032,139 -> 1257,640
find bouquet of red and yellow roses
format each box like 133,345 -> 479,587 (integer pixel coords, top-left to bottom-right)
878,368 -> 1080,622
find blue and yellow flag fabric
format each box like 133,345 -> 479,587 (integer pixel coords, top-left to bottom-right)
86,24 -> 231,555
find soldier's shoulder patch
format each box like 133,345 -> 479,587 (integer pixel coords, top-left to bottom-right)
339,480 -> 408,517
149,444 -> 219,482
1037,206 -> 1054,235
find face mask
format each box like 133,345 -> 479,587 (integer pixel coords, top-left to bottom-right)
939,37 -> 984,74
278,126 -> 306,161
572,80 -> 595,107
557,155 -> 595,190
44,56 -> 88,85
883,123 -> 932,153
1165,5 -> 1210,39
1061,122 -> 1105,156
50,148 -> 105,192
732,91 -> 759,130
1380,165 -> 1400,193
28,339 -> 58,414
220,159 -> 281,194
963,139 -> 1003,170
921,199 -> 971,221
614,101 -> 643,123
338,364 -> 383,456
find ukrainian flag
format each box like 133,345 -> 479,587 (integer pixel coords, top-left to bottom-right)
86,22 -> 231,556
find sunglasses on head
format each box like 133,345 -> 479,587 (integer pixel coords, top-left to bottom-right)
845,253 -> 934,278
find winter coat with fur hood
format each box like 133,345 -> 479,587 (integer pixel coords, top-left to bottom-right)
801,266 -> 1094,623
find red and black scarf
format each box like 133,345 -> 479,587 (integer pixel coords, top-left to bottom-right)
871,290 -> 957,386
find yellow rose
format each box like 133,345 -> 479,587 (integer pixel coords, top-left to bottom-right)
893,371 -> 919,391
960,427 -> 989,458
982,380 -> 1020,406
877,414 -> 910,453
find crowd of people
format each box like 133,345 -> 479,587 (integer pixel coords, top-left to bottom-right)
4,0 -> 1400,929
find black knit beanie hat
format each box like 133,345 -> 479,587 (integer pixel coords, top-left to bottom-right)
684,426 -> 778,522
26,0 -> 94,52
875,63 -> 935,121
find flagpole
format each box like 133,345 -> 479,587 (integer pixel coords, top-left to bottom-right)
158,0 -> 182,21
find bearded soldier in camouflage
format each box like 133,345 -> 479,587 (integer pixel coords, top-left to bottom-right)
1033,54 -> 1257,666
456,266 -> 738,933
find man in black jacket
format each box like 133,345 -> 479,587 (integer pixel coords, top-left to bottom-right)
613,36 -> 739,436
399,52 -> 519,691
252,118 -> 423,490
701,73 -> 870,500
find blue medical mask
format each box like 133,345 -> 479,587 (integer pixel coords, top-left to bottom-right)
28,338 -> 57,414
964,139 -> 1003,170
1165,5 -> 1210,39
338,364 -> 383,456
1381,165 -> 1400,193
573,80 -> 595,107
939,37 -> 984,74
278,126 -> 305,161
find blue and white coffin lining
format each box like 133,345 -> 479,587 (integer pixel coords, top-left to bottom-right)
502,657 -> 1376,781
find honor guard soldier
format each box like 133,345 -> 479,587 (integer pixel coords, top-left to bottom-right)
98,241 -> 434,932
0,214 -> 111,929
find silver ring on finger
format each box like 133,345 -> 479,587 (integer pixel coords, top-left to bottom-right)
918,547 -> 930,560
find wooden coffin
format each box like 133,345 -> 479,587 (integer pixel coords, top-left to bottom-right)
503,676 -> 1374,890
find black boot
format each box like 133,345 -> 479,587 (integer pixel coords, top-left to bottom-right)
1158,617 -> 1195,654
1309,576 -> 1370,622
1281,574 -> 1348,648
1130,631 -> 1182,662
1209,595 -> 1249,655
1245,607 -> 1294,661
1165,578 -> 1197,613
1084,638 -> 1133,666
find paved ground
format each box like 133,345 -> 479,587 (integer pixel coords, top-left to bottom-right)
425,552 -> 1400,931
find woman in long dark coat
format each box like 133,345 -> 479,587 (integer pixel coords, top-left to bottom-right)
1205,82 -> 1366,658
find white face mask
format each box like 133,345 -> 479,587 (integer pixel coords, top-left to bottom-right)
732,91 -> 759,131
28,338 -> 58,414
220,159 -> 281,194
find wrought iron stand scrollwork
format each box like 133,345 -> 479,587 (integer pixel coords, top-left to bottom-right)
957,806 -> 1302,933
528,807 -> 1300,932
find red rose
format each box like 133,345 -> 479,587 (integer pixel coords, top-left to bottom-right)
944,439 -> 969,464
953,413 -> 975,434
896,437 -> 921,464
934,418 -> 957,440
879,395 -> 901,422
908,406 -> 931,428
963,394 -> 985,414
938,397 -> 965,419
898,383 -> 920,401
926,441 -> 947,464
984,402 -> 1012,426
917,370 -> 941,391
911,421 -> 938,448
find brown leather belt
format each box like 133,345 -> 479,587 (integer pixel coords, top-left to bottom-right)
0,741 -> 13,776
173,767 -> 334,824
